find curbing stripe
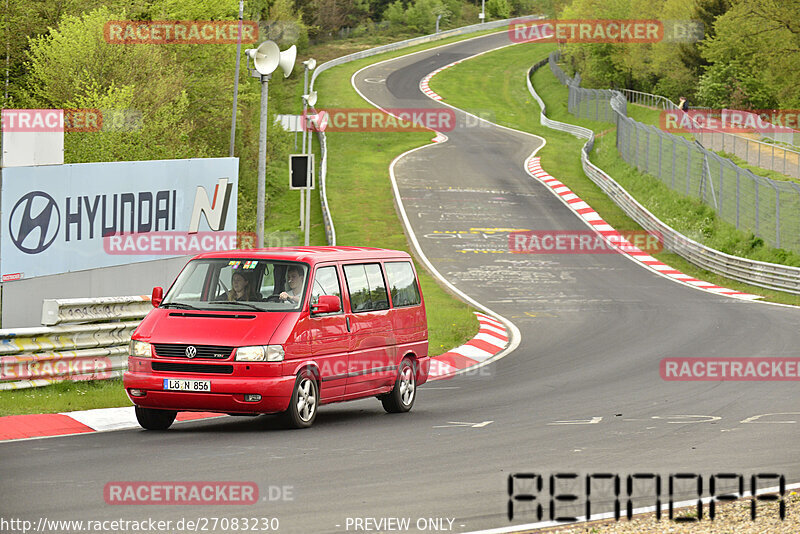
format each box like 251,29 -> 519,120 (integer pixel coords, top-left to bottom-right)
525,157 -> 761,300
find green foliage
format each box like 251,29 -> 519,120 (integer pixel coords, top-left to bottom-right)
556,0 -> 799,110
263,0 -> 310,49
508,0 -> 538,16
24,6 -> 208,162
486,0 -> 511,19
383,1 -> 407,26
700,0 -> 800,109
696,61 -> 777,110
399,0 -> 452,33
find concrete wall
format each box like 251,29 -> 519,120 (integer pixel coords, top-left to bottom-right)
1,256 -> 192,328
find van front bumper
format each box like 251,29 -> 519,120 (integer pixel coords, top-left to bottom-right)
123,371 -> 295,414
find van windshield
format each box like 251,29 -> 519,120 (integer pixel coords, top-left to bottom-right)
161,259 -> 309,312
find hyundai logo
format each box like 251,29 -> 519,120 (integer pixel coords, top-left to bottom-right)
9,191 -> 60,254
185,346 -> 197,358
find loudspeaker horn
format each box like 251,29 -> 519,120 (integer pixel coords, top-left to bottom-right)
278,45 -> 297,78
303,58 -> 317,71
248,40 -> 280,75
304,91 -> 317,107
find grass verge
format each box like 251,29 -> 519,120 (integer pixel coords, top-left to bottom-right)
429,41 -> 800,306
0,29 -> 505,416
0,379 -> 130,417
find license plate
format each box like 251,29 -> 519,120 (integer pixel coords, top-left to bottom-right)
163,379 -> 210,392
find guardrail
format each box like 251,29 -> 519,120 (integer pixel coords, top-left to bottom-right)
1,297 -> 150,390
527,59 -> 800,294
313,128 -> 337,246
41,295 -> 152,326
309,15 -> 544,246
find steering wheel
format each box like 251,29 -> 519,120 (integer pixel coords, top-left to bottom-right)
265,295 -> 283,303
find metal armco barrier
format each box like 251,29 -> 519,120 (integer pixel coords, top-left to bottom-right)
41,295 -> 151,326
527,60 -> 800,295
314,127 -> 337,246
309,15 -> 545,246
1,297 -> 150,390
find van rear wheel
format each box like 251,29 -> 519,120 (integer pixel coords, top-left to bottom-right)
283,370 -> 318,429
381,359 -> 416,413
135,406 -> 177,430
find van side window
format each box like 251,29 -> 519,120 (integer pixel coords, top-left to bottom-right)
311,266 -> 342,312
344,263 -> 389,312
384,261 -> 421,307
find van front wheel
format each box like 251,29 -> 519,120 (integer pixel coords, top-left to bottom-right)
135,406 -> 177,430
381,359 -> 416,413
283,370 -> 318,428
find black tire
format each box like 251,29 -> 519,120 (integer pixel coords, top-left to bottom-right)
283,370 -> 319,428
135,406 -> 177,430
381,358 -> 416,413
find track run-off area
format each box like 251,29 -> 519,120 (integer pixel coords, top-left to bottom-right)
3,30 -> 799,534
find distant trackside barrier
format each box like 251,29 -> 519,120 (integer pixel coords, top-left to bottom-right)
527,56 -> 800,295
1,296 -> 150,390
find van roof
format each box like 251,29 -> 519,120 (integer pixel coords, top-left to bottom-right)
193,246 -> 412,265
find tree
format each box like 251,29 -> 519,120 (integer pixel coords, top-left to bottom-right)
700,0 -> 800,108
486,0 -> 511,19
696,61 -> 777,109
405,0 -> 451,33
24,7 -> 205,162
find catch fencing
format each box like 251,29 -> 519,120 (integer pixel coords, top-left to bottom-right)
528,56 -> 800,294
0,296 -> 149,390
550,52 -> 800,255
615,87 -> 800,179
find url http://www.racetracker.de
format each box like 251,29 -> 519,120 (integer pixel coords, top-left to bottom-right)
0,516 -> 281,533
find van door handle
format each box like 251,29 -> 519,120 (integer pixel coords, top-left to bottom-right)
346,317 -> 351,332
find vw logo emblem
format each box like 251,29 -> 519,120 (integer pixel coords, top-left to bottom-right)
9,191 -> 60,254
185,346 -> 197,358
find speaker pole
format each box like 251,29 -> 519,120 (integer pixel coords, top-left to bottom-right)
300,64 -> 308,232
256,73 -> 271,249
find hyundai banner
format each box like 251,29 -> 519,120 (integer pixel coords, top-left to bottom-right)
1,158 -> 238,280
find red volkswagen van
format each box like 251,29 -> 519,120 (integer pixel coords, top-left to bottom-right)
123,247 -> 429,429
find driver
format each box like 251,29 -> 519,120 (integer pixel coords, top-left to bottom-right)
279,265 -> 304,304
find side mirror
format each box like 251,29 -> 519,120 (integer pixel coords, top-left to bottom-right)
311,295 -> 340,314
151,286 -> 164,307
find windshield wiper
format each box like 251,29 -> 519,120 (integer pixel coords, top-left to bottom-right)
160,302 -> 199,310
206,301 -> 264,311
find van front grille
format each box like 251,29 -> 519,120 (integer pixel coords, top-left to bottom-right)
153,344 -> 233,360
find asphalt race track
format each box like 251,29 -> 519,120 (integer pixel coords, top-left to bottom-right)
3,31 -> 799,534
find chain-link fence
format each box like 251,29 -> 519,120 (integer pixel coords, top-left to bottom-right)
548,52 -> 800,254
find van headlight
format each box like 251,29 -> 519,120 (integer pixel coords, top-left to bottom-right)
236,345 -> 284,362
130,340 -> 152,358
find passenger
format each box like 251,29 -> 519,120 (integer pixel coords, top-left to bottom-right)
226,271 -> 258,301
279,265 -> 304,304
